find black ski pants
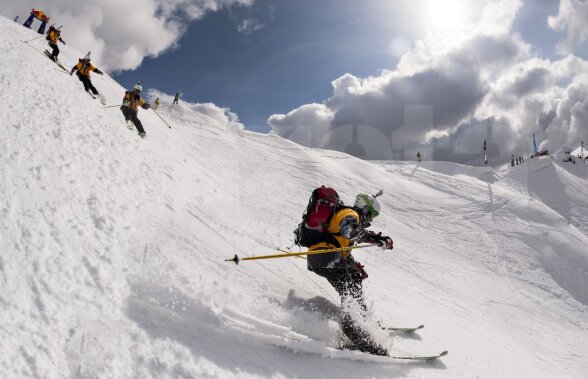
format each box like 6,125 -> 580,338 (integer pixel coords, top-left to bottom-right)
48,42 -> 59,60
76,73 -> 99,95
120,106 -> 146,134
313,267 -> 387,355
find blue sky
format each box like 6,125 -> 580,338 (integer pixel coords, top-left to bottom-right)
113,0 -> 419,132
112,0 -> 584,134
514,0 -> 562,57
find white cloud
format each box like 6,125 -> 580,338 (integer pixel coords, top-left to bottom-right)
1,0 -> 254,72
548,0 -> 588,54
267,0 -> 588,164
267,104 -> 333,147
543,72 -> 588,150
236,18 -> 265,34
146,89 -> 244,131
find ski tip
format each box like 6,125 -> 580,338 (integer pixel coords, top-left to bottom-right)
384,324 -> 424,333
388,350 -> 448,361
426,351 -> 448,360
423,351 -> 448,361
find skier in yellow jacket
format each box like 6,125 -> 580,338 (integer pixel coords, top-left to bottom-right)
120,82 -> 150,138
307,192 -> 393,356
46,25 -> 65,62
69,53 -> 103,98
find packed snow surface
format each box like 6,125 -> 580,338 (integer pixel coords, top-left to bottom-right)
1,16 -> 587,378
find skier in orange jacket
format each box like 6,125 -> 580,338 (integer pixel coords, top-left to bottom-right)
46,25 -> 65,62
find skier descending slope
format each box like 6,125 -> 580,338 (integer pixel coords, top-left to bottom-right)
120,82 -> 150,138
45,25 -> 65,62
69,52 -> 104,101
296,187 -> 394,356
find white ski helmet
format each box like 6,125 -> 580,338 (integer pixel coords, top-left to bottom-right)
354,192 -> 381,220
133,83 -> 142,92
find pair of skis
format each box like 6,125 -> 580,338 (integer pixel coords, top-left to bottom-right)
330,324 -> 446,361
42,50 -> 69,72
222,305 -> 446,362
279,324 -> 447,362
375,324 -> 447,361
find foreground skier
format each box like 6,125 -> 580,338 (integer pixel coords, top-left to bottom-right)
299,188 -> 393,355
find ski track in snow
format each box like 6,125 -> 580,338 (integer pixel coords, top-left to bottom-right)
1,15 -> 588,379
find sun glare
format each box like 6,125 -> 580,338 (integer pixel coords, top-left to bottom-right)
424,0 -> 470,33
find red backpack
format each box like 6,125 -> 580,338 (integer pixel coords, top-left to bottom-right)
294,186 -> 343,247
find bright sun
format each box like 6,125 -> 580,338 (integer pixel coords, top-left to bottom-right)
424,0 -> 470,33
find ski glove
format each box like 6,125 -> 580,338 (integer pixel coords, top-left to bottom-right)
364,231 -> 383,245
365,231 -> 393,250
378,236 -> 393,250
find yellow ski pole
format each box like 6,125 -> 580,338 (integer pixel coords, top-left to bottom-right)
277,248 -> 307,260
225,244 -> 379,265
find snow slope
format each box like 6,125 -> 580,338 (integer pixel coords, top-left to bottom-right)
1,16 -> 587,378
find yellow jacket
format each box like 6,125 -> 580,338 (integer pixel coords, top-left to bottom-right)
47,30 -> 63,44
309,207 -> 359,259
73,61 -> 98,77
123,92 -> 145,111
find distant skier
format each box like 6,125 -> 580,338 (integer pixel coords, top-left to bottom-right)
154,97 -> 160,110
173,91 -> 180,105
511,155 -> 515,167
46,25 -> 65,62
14,16 -> 19,23
301,188 -> 393,356
69,53 -> 103,98
417,152 -> 422,162
120,82 -> 150,138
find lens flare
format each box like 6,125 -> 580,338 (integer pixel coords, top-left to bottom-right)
424,0 -> 470,33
